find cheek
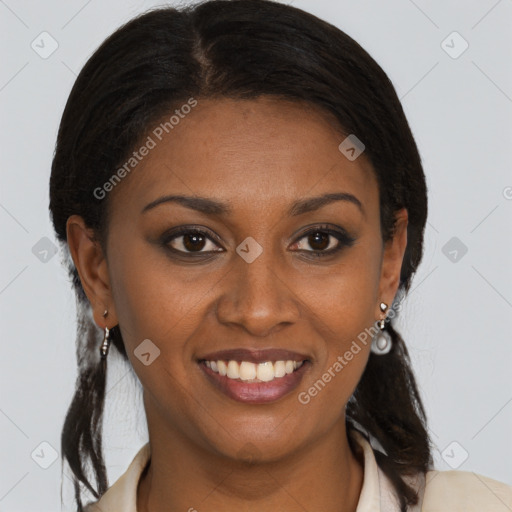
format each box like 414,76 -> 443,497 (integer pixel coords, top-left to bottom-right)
295,278 -> 376,429
108,239 -> 223,389
302,245 -> 381,343
295,241 -> 380,401
109,239 -> 199,341
108,252 -> 198,411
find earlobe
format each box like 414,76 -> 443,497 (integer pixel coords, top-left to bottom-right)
377,208 -> 408,311
66,215 -> 117,328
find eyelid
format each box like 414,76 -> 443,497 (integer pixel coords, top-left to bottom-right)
293,223 -> 354,241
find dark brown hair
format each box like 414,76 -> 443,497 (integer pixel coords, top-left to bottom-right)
49,1 -> 432,510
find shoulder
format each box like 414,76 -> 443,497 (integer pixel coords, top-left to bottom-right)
421,469 -> 512,511
81,443 -> 151,512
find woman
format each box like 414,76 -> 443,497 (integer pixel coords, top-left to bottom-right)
49,1 -> 512,511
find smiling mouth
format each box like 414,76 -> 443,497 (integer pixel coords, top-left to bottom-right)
200,359 -> 306,383
197,357 -> 311,404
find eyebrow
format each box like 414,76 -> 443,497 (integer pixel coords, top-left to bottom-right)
141,192 -> 365,217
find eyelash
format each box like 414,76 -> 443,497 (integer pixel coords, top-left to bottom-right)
161,224 -> 356,259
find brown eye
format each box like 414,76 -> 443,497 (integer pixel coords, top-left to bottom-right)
163,228 -> 223,254
182,232 -> 207,252
291,225 -> 356,257
306,231 -> 331,251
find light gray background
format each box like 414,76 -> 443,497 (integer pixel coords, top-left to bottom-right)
1,0 -> 511,510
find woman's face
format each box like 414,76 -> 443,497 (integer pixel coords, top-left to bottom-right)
70,96 -> 407,462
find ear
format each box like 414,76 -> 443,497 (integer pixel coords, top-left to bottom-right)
66,215 -> 118,329
377,208 -> 408,316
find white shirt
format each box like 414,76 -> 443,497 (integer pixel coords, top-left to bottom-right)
84,430 -> 512,511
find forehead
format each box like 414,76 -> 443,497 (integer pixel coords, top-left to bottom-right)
108,96 -> 378,221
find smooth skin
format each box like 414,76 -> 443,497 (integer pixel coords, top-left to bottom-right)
67,96 -> 408,512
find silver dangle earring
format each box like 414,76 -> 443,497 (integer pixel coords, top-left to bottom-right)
371,302 -> 392,355
100,309 -> 111,359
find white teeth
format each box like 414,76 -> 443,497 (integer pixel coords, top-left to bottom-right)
239,361 -> 256,381
217,360 -> 227,376
227,360 -> 239,379
274,360 -> 286,378
204,359 -> 305,382
257,362 -> 274,382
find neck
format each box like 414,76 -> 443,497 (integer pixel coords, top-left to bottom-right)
137,406 -> 364,512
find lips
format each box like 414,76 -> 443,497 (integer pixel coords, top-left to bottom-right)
197,348 -> 311,404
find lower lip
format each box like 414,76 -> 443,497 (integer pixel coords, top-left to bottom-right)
198,361 -> 310,404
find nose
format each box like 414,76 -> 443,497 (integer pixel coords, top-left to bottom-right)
215,248 -> 301,337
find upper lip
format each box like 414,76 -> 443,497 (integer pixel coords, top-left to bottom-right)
198,348 -> 310,364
